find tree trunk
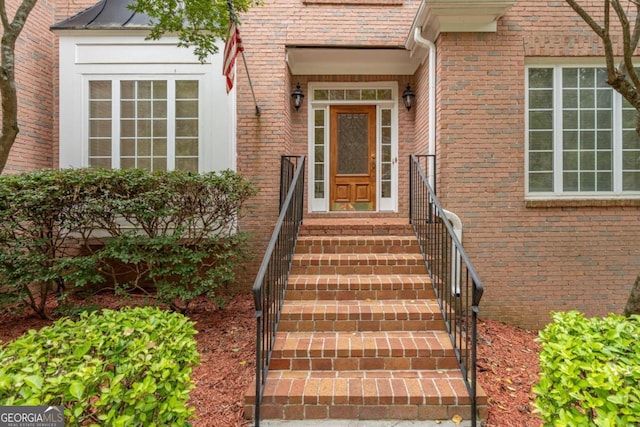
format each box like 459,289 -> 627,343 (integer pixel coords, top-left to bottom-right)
623,274 -> 640,316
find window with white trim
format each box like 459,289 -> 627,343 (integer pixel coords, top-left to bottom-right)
88,78 -> 200,172
527,66 -> 640,197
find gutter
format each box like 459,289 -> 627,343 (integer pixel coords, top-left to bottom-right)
413,27 -> 436,189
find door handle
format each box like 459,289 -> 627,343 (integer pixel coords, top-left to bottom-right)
371,154 -> 376,170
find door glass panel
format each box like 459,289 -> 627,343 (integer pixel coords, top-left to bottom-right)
337,113 -> 368,174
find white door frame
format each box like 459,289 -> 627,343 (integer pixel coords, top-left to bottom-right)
307,82 -> 399,212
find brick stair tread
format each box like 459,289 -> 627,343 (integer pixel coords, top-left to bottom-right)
250,369 -> 486,406
293,253 -> 425,265
288,274 -> 432,287
285,274 -> 437,301
296,235 -> 420,254
281,299 -> 443,321
272,330 -> 454,358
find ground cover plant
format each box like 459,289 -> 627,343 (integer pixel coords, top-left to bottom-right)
534,311 -> 640,426
0,306 -> 199,425
0,168 -> 256,318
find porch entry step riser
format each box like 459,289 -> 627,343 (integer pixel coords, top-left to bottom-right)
271,331 -> 455,360
291,265 -> 429,275
278,319 -> 446,333
244,370 -> 487,420
286,274 -> 436,300
298,223 -> 414,237
278,300 -> 444,332
296,236 -> 421,254
291,254 -> 428,275
285,289 -> 437,301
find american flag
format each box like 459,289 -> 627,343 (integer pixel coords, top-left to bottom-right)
223,20 -> 243,93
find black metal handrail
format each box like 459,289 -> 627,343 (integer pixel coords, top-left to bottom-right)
252,155 -> 305,427
409,154 -> 484,427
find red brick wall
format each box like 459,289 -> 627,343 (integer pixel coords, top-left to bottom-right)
2,0 -> 56,173
420,1 -> 640,329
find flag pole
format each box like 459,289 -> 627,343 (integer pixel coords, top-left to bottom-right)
227,0 -> 261,116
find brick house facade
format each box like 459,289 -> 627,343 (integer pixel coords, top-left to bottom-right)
4,0 -> 640,329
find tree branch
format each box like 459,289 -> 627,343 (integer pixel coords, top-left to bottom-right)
612,0 -> 640,92
565,0 -> 607,37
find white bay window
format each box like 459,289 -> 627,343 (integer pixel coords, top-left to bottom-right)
58,36 -> 234,173
88,78 -> 200,172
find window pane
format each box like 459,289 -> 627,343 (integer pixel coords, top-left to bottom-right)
563,172 -> 578,191
529,173 -> 553,192
176,119 -> 198,137
562,68 -> 577,87
530,111 -> 553,129
89,158 -> 111,168
90,139 -> 111,157
563,131 -> 578,149
120,139 -> 135,156
176,139 -> 198,156
530,68 -> 553,88
314,89 -> 328,101
529,131 -> 553,151
153,157 -> 167,171
138,81 -> 152,98
597,172 -> 612,191
563,151 -> 578,170
90,81 -> 112,99
121,101 -> 135,118
175,158 -> 198,172
90,120 -> 111,138
563,89 -> 577,108
90,101 -> 111,118
623,172 -> 640,190
563,110 -> 578,128
597,131 -> 612,149
176,80 -> 197,98
597,89 -> 612,108
153,81 -> 167,99
530,152 -> 553,171
176,100 -> 198,117
529,90 -> 552,109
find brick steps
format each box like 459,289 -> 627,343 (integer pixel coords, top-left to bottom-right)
278,299 -> 443,332
286,274 -> 436,301
269,331 -> 459,371
291,254 -> 427,275
296,235 -> 421,254
247,370 -> 477,421
245,218 -> 486,423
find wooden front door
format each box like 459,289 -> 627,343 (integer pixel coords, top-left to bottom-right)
330,105 -> 376,211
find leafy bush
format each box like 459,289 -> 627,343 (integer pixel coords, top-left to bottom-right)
534,311 -> 640,426
0,168 -> 257,317
0,169 -> 106,318
0,306 -> 199,426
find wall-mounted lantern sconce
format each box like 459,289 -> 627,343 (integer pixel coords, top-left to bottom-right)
402,84 -> 415,111
291,83 -> 305,111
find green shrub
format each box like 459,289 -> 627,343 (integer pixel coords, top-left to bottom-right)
534,311 -> 640,426
0,169 -> 106,318
0,168 -> 257,317
0,306 -> 199,426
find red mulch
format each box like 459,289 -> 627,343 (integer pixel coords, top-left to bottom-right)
0,294 -> 542,427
